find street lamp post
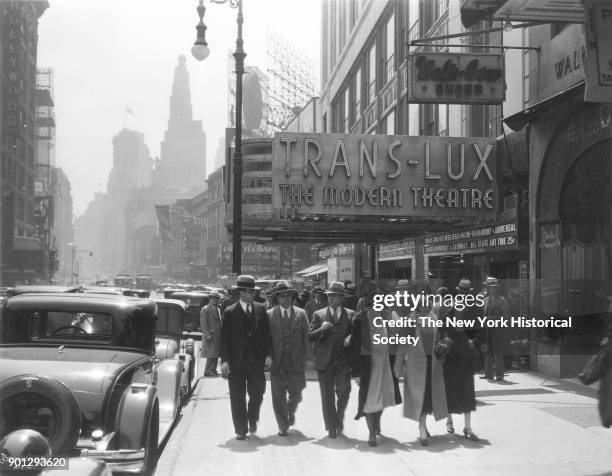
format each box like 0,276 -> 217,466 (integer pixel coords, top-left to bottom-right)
192,0 -> 245,275
67,243 -> 93,284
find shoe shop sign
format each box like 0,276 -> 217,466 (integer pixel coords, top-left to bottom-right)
272,132 -> 497,219
407,52 -> 505,104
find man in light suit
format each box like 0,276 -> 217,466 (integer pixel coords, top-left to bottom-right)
220,275 -> 272,440
200,292 -> 222,376
267,281 -> 309,436
308,281 -> 354,438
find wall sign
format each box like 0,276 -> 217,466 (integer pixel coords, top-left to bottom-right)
378,239 -> 416,261
424,221 -> 517,254
407,52 -> 505,104
584,0 -> 612,102
273,132 -> 497,219
319,243 -> 354,259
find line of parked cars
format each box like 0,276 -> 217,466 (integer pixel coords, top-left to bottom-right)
0,284 -> 214,475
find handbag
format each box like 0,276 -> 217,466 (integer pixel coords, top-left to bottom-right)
579,348 -> 608,385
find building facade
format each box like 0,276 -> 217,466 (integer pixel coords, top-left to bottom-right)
318,0 -> 528,290
0,1 -> 49,285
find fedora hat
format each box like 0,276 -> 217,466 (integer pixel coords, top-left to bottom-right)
483,276 -> 500,287
311,286 -> 325,294
455,279 -> 474,293
396,279 -> 411,290
209,291 -> 222,299
235,275 -> 256,290
271,281 -> 297,296
326,281 -> 346,296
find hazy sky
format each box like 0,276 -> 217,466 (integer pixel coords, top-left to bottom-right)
37,0 -> 322,216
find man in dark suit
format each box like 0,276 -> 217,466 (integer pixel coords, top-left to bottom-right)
267,281 -> 309,436
200,292 -> 222,376
481,277 -> 511,382
220,275 -> 273,440
304,286 -> 327,324
308,281 -> 354,438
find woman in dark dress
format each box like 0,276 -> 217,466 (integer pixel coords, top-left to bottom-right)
441,279 -> 480,440
350,287 -> 402,447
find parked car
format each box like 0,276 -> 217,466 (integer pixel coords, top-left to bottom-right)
169,292 -> 210,338
0,293 -> 183,474
123,289 -> 150,298
8,285 -> 83,297
81,286 -> 124,296
154,299 -> 198,396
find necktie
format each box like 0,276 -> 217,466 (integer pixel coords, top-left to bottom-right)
247,305 -> 255,330
283,309 -> 289,320
333,309 -> 338,323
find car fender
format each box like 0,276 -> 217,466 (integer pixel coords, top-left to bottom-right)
155,359 -> 182,425
113,383 -> 157,451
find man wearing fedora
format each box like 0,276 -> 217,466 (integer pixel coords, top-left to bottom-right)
201,292 -> 222,377
305,286 -> 327,324
267,281 -> 310,436
309,281 -> 354,438
220,275 -> 273,440
481,277 -> 510,382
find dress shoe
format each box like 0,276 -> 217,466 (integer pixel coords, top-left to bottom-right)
337,422 -> 344,434
479,375 -> 494,380
327,430 -> 338,439
419,437 -> 429,446
236,433 -> 247,441
368,433 -> 377,447
248,422 -> 257,434
278,429 -> 288,437
495,377 -> 505,382
446,423 -> 455,434
463,428 -> 479,441
288,413 -> 295,426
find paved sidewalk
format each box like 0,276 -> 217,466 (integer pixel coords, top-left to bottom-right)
154,371 -> 612,476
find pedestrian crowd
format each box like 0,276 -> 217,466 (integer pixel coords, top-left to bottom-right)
199,274 -> 525,446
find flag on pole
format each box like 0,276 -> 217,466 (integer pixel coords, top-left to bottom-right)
126,106 -> 134,115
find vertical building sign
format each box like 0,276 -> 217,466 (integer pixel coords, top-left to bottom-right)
584,0 -> 612,102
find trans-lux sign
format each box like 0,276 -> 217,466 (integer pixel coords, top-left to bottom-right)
272,133 -> 497,218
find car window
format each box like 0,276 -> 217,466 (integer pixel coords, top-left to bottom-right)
32,311 -> 114,340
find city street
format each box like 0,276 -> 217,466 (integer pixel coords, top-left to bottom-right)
155,372 -> 612,476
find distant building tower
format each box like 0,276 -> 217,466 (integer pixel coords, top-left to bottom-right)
153,55 -> 207,191
107,129 -> 152,199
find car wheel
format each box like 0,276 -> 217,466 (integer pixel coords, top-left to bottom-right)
142,403 -> 159,476
0,375 -> 81,455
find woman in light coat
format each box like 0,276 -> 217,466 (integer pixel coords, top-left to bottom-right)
393,294 -> 448,446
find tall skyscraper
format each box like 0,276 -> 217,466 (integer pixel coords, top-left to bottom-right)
153,55 -> 206,191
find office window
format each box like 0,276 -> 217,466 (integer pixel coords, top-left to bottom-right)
353,68 -> 362,123
437,105 -> 448,136
367,43 -> 376,104
385,111 -> 395,135
343,88 -> 350,133
384,13 -> 395,84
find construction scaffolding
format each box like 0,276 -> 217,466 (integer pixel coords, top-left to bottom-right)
265,28 -> 316,134
227,29 -> 317,137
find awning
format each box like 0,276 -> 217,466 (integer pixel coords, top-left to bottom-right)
460,0 -> 585,28
296,262 -> 327,276
301,263 -> 328,277
502,81 -> 585,131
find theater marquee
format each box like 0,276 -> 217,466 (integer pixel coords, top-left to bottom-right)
407,52 -> 505,104
272,133 -> 497,219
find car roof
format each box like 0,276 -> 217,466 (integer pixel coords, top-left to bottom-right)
10,285 -> 83,295
82,286 -> 123,295
4,292 -> 156,313
171,291 -> 210,297
154,298 -> 187,310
